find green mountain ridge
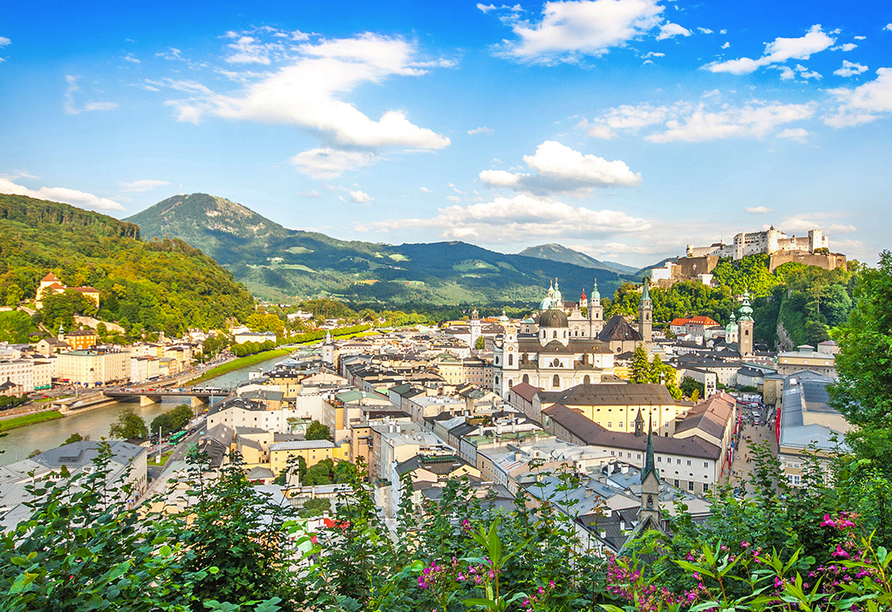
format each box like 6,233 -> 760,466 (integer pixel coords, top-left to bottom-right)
127,193 -> 638,305
519,243 -> 638,275
0,194 -> 255,338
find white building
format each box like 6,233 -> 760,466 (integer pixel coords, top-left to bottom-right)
687,227 -> 829,260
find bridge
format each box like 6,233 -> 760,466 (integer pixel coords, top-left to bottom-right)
104,387 -> 233,408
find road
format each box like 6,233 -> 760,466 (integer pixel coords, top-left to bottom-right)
723,403 -> 779,495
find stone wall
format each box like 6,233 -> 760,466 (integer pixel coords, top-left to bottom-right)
768,252 -> 846,273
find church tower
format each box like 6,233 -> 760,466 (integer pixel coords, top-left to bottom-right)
322,330 -> 335,366
738,291 -> 754,358
638,277 -> 652,346
469,308 -> 482,349
638,419 -> 662,529
587,280 -> 604,338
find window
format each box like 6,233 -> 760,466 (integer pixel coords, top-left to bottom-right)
627,452 -> 632,458
553,374 -> 560,388
522,374 -> 529,384
636,453 -> 641,459
508,379 -> 513,388
686,460 -> 691,466
703,483 -> 709,492
688,481 -> 694,491
508,354 -> 513,366
704,462 -> 709,468
619,422 -> 624,428
583,375 -> 590,384
676,458 -> 681,465
674,479 -> 679,487
607,421 -> 612,428
657,456 -> 662,462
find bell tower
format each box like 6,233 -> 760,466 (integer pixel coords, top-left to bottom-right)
738,291 -> 754,358
638,277 -> 652,346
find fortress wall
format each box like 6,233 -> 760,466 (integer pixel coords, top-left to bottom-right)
768,253 -> 847,272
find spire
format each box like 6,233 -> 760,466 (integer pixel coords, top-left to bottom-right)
641,417 -> 658,482
738,290 -> 754,322
634,408 -> 645,436
640,276 -> 651,303
591,280 -> 600,302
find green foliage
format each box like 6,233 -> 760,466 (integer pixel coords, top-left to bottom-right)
151,404 -> 194,436
0,194 -> 255,337
298,497 -> 331,518
474,336 -> 485,350
61,432 -> 87,445
306,420 -> 332,441
108,407 -> 148,440
680,376 -> 704,400
0,310 -> 34,343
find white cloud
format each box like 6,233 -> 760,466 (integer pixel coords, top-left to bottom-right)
0,178 -> 125,211
479,140 -> 641,194
795,64 -> 822,80
493,0 -> 665,63
776,128 -> 809,141
365,192 -> 650,243
698,27 -> 713,35
467,126 -> 494,135
118,179 -> 170,192
63,75 -> 118,115
705,24 -> 834,74
657,23 -> 691,41
225,35 -> 286,65
779,216 -> 856,235
123,54 -> 140,63
643,51 -> 665,58
778,66 -> 796,80
420,187 -> 431,193
825,67 -> 892,126
446,195 -> 462,202
296,190 -> 321,197
855,36 -> 866,41
645,102 -> 815,142
581,102 -> 678,139
290,148 -> 378,179
477,3 -> 523,12
0,36 -> 10,47
831,43 -> 857,52
834,60 -> 868,77
745,206 -> 773,214
885,24 -> 892,32
167,33 -> 450,154
721,41 -> 730,49
349,189 -> 372,203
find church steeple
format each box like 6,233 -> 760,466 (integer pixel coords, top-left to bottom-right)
638,277 -> 652,346
634,408 -> 645,437
638,417 -> 662,529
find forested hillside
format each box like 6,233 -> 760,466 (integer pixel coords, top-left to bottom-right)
0,194 -> 255,340
606,253 -> 857,348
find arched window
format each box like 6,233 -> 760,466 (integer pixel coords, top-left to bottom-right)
495,376 -> 500,385
495,357 -> 499,365
553,331 -> 557,339
508,354 -> 513,366
583,375 -> 590,384
508,379 -> 513,388
522,374 -> 529,384
553,374 -> 560,388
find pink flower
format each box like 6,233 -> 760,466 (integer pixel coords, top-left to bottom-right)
821,514 -> 835,527
832,545 -> 850,558
774,576 -> 784,589
741,540 -> 749,548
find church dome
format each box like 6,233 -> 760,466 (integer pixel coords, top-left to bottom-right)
539,308 -> 569,328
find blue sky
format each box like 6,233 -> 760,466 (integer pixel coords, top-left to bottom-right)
1,0 -> 890,266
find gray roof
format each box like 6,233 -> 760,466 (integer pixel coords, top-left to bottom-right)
269,440 -> 335,452
544,382 -> 675,407
544,404 -> 721,460
674,394 -> 735,440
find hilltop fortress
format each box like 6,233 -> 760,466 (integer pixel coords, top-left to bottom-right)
652,226 -> 846,288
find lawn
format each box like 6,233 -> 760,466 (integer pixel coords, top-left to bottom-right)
188,348 -> 293,385
0,410 -> 63,432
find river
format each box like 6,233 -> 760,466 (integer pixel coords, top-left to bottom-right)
0,354 -> 288,466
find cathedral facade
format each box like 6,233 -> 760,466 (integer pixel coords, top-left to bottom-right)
492,279 -> 653,398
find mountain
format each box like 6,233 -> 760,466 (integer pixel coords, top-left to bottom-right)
0,194 -> 255,337
519,244 -> 638,275
635,257 -> 675,277
128,193 -> 638,305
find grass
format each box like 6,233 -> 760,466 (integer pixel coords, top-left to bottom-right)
0,410 -> 63,432
188,348 -> 293,385
154,450 -> 174,466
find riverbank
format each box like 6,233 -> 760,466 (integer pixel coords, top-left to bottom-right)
188,348 -> 293,385
0,411 -> 63,433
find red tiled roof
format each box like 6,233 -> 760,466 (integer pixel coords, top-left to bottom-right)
687,316 -> 719,326
669,318 -> 690,327
509,382 -> 542,402
41,272 -> 60,281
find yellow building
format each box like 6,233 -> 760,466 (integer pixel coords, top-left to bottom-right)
35,272 -> 100,309
535,383 -> 689,436
268,439 -> 350,475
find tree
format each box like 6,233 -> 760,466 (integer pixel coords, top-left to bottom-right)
306,420 -> 332,441
474,336 -> 485,350
108,407 -> 148,440
5,284 -> 22,307
629,345 -> 650,383
830,250 -> 892,465
61,432 -> 88,445
680,376 -> 704,399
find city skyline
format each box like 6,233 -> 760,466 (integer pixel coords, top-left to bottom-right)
1,0 -> 890,266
